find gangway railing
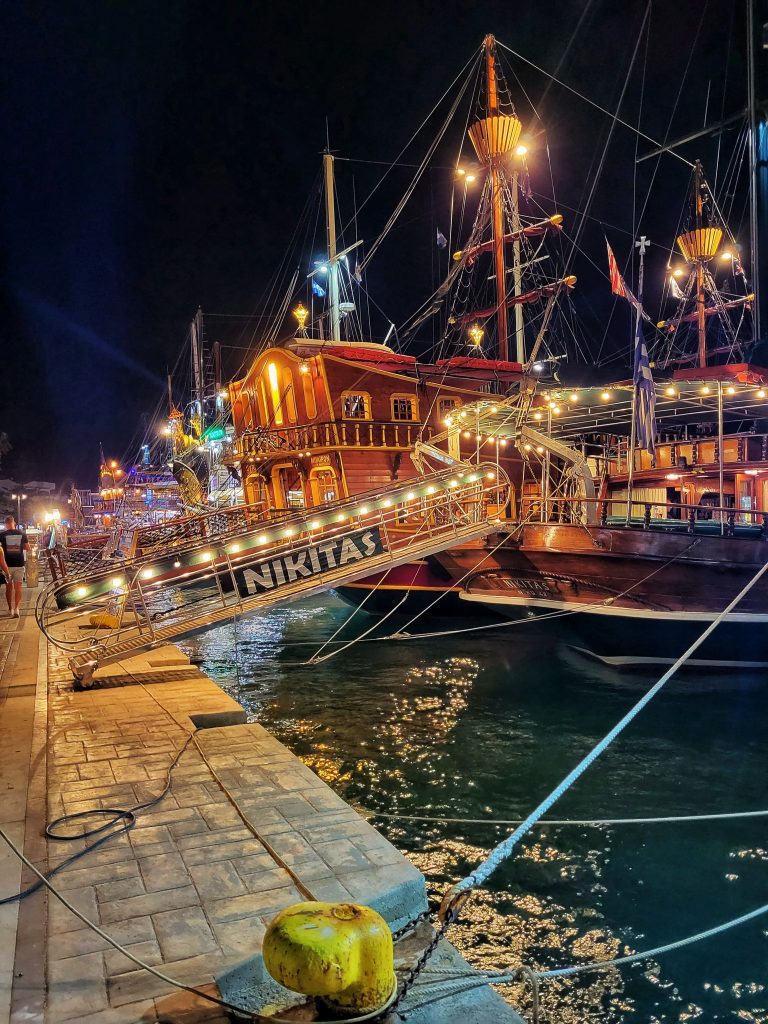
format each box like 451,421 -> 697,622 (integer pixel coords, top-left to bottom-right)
36,463 -> 509,684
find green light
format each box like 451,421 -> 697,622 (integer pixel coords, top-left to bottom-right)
201,424 -> 227,442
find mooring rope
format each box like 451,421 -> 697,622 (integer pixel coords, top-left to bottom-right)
359,807 -> 768,827
438,556 -> 768,911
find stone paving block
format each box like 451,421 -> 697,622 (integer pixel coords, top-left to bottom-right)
133,806 -> 200,829
111,763 -> 150,784
107,950 -> 226,1007
132,839 -> 178,860
128,825 -> 173,849
237,866 -> 294,896
314,837 -> 373,873
170,784 -> 215,809
168,814 -> 211,838
306,789 -> 350,812
176,827 -> 247,852
152,904 -> 219,961
49,840 -> 134,869
56,859 -> 139,892
341,862 -> 423,902
188,860 -> 246,900
198,803 -> 243,831
360,844 -> 409,868
138,852 -> 189,893
103,937 -> 163,977
68,998 -> 157,1023
180,839 -> 264,868
47,950 -> 108,1020
99,884 -> 199,925
210,912 -> 266,960
49,884 -> 98,934
206,887 -> 299,925
263,831 -> 315,861
96,877 -> 146,902
305,877 -> 355,903
228,852 -> 274,877
84,745 -> 118,763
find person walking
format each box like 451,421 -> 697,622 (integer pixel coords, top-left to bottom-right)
1,515 -> 30,617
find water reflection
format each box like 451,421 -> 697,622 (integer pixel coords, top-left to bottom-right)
180,595 -> 768,1023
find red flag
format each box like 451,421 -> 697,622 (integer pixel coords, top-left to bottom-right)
607,240 -> 629,299
606,240 -> 648,320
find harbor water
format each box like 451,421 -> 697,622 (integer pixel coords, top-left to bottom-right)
179,594 -> 768,1023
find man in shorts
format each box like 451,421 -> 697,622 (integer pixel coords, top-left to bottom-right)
1,515 -> 30,617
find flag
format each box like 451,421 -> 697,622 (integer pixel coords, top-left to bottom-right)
353,261 -> 363,284
436,228 -> 448,249
669,274 -> 684,300
311,279 -> 326,298
633,321 -> 656,456
606,240 -> 649,319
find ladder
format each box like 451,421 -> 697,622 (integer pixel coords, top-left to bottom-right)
36,463 -> 509,684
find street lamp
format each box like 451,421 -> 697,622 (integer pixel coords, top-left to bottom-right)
10,493 -> 27,523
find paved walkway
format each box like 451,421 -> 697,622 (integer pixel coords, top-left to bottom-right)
2,599 -> 428,1023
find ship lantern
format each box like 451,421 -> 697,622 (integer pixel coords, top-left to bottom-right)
468,323 -> 484,347
293,303 -> 309,334
676,227 -> 723,263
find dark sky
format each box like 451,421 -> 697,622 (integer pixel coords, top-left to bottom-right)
0,0 -> 760,485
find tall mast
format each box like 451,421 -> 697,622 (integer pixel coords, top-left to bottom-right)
694,162 -> 707,367
484,36 -> 509,361
323,151 -> 341,342
190,307 -> 205,416
747,0 -> 761,341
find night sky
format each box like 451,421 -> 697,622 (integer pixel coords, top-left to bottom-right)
0,0 -> 760,485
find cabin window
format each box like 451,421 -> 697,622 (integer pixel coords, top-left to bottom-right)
266,362 -> 283,425
438,398 -> 459,421
282,371 -> 298,424
342,392 -> 371,419
302,372 -> 317,419
392,395 -> 417,421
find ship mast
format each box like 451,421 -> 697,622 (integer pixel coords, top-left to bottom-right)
323,151 -> 341,342
694,161 -> 707,367
485,36 -> 509,361
467,36 -> 523,363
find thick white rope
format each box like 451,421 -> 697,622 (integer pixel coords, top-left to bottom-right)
445,557 -> 768,899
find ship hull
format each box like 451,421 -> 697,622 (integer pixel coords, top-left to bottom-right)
440,523 -> 768,667
334,557 -> 468,616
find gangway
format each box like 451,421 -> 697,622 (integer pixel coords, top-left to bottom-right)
36,463 -> 509,685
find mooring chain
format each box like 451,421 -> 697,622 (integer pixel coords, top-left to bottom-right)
381,899 -> 465,1020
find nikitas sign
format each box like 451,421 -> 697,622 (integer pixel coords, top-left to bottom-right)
234,527 -> 385,598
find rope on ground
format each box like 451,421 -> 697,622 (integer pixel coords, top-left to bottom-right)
0,822 -> 401,1024
358,807 -> 768,826
439,556 -> 768,916
0,733 -> 196,906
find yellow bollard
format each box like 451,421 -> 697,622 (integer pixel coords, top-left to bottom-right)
263,902 -> 395,1015
88,612 -> 119,629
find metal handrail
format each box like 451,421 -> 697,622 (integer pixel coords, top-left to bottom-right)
520,494 -> 768,536
37,462 -> 509,659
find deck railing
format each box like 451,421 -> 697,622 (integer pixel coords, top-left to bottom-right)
611,432 -> 768,475
521,494 -> 768,538
231,420 -> 428,459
